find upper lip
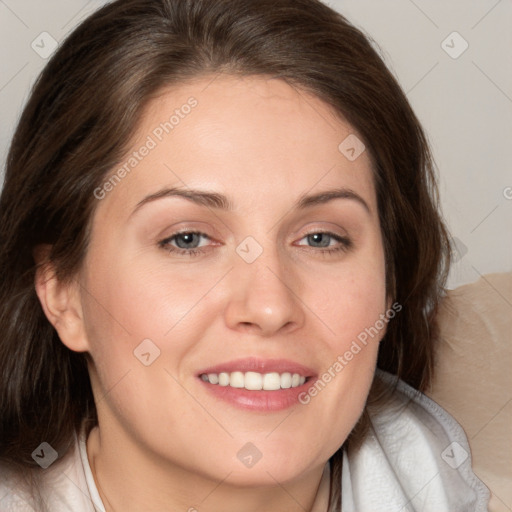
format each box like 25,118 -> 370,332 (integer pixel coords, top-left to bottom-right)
197,358 -> 316,378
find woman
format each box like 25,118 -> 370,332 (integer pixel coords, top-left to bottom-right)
0,0 -> 490,510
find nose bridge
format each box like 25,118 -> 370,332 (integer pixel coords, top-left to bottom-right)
224,234 -> 304,335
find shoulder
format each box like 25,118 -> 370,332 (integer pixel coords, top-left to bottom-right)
341,369 -> 490,512
0,430 -> 101,512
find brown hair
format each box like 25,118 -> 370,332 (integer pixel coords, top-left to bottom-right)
0,0 -> 450,509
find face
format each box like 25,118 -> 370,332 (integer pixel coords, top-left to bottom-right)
66,76 -> 388,485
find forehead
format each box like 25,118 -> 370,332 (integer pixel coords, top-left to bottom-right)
96,74 -> 376,219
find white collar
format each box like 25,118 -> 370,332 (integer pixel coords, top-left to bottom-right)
340,369 -> 490,511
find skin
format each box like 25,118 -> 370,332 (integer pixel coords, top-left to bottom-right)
36,75 -> 390,512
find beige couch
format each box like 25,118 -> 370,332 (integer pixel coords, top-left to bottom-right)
426,272 -> 512,512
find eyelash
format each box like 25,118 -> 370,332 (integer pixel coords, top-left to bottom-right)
158,230 -> 352,258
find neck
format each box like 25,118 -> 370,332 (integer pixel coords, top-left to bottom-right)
86,425 -> 330,512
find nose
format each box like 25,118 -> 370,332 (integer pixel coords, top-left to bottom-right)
223,246 -> 305,337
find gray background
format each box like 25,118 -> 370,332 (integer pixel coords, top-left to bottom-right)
1,0 -> 511,289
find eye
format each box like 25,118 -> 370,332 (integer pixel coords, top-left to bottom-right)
159,231 -> 213,257
296,231 -> 352,255
158,230 -> 352,258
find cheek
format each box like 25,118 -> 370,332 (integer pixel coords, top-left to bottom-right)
79,248 -> 227,388
307,243 -> 388,348
80,258 -> 212,435
82,237 -> 197,338
293,241 -> 387,447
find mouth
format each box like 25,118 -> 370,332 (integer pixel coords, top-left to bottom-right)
197,358 -> 316,411
200,371 -> 308,390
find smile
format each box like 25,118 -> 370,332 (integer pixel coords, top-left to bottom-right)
200,371 -> 307,390
197,358 -> 316,411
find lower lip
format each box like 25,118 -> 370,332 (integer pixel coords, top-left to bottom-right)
199,378 -> 316,411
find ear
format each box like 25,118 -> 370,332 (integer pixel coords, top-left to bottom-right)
33,244 -> 89,352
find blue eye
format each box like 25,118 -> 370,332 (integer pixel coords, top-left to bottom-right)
158,230 -> 352,258
296,232 -> 352,255
159,231 -> 211,256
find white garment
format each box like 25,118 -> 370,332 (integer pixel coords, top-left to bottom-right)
0,370 -> 490,511
341,370 -> 490,511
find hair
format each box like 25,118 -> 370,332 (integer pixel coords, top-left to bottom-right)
0,0 -> 451,509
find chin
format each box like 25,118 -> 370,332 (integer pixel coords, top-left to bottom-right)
206,442 -> 325,487
218,461 -> 315,488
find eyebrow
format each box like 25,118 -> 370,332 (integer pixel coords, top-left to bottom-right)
131,186 -> 371,216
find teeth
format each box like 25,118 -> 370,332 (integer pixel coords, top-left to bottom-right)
218,372 -> 230,386
263,372 -> 281,390
201,371 -> 307,390
208,373 -> 219,385
245,371 -> 263,390
281,372 -> 292,389
230,371 -> 245,388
